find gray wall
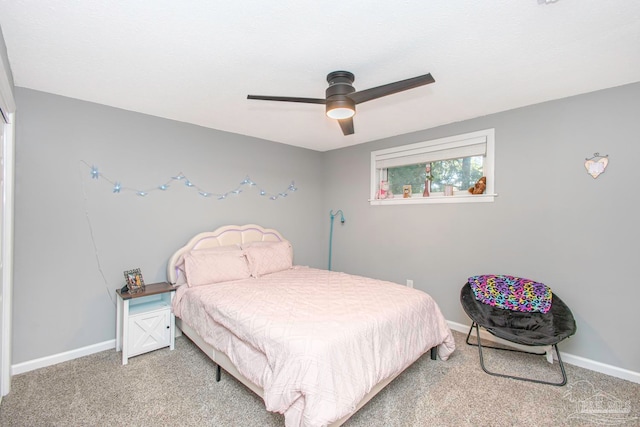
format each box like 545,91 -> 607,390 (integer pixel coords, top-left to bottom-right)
323,82 -> 640,373
12,82 -> 640,374
13,88 -> 325,364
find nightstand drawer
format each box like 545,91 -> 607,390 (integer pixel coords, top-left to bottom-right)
127,307 -> 171,357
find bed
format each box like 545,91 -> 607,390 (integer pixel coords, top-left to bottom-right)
167,224 -> 455,427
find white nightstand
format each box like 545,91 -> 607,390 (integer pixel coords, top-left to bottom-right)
116,282 -> 176,365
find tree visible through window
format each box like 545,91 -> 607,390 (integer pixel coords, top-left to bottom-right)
387,157 -> 483,195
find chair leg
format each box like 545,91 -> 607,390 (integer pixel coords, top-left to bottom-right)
467,323 -> 568,386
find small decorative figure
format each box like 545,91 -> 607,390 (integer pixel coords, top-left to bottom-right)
468,177 -> 487,194
378,180 -> 389,199
423,165 -> 432,197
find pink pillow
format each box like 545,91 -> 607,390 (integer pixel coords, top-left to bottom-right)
174,245 -> 240,284
183,247 -> 250,287
242,241 -> 293,278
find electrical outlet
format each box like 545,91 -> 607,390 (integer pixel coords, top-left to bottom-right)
406,279 -> 414,288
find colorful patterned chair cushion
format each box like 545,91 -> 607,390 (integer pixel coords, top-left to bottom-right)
468,274 -> 552,314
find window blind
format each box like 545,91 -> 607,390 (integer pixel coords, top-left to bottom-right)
375,135 -> 487,169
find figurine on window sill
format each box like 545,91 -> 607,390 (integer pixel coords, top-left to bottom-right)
378,180 -> 393,199
468,176 -> 487,194
423,165 -> 432,197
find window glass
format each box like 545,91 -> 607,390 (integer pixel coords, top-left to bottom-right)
387,163 -> 427,196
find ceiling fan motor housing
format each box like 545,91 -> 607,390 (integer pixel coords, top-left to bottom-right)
326,71 -> 356,117
325,71 -> 356,97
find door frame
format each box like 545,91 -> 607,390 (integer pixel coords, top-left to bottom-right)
0,43 -> 16,397
1,116 -> 14,397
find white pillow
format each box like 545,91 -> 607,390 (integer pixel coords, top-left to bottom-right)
183,246 -> 250,287
242,240 -> 293,278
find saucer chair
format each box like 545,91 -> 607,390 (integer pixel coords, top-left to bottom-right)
460,277 -> 576,386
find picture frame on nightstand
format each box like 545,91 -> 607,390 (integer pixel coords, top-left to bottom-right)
124,268 -> 145,294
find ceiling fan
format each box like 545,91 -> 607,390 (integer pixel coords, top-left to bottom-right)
247,71 -> 435,136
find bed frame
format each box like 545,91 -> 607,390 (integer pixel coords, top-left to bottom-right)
167,224 -> 437,426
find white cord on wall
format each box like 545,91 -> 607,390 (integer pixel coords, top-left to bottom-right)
79,161 -> 116,306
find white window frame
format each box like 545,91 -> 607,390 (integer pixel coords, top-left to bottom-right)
370,129 -> 495,205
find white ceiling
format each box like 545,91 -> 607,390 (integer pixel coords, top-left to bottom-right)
1,1 -> 639,152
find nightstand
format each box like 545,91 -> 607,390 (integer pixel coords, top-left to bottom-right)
116,282 -> 176,365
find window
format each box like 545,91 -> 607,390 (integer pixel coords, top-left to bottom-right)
370,129 -> 495,205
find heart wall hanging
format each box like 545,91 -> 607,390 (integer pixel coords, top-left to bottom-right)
584,153 -> 609,179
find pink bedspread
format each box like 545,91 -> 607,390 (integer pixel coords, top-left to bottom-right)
173,266 -> 455,427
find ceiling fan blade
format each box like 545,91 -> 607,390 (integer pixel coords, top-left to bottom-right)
247,95 -> 326,104
338,117 -> 354,135
349,73 -> 435,104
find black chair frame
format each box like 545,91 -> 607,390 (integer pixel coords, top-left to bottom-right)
465,322 -> 568,386
461,282 -> 576,387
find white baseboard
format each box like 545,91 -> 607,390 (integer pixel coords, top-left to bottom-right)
448,321 -> 640,385
11,339 -> 115,376
559,352 -> 640,385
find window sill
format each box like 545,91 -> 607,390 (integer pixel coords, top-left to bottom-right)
369,193 -> 497,205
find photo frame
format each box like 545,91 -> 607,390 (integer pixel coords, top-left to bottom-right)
124,268 -> 145,293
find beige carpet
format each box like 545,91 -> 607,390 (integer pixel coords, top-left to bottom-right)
1,330 -> 638,426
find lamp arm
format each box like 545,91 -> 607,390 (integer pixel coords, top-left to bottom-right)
330,209 -> 345,223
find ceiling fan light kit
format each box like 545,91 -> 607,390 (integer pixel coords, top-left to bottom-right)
248,70 -> 435,136
326,98 -> 355,119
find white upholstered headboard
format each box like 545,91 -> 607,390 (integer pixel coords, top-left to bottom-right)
167,224 -> 285,284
